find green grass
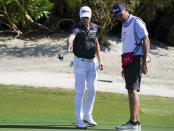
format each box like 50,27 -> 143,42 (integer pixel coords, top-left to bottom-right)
0,84 -> 174,131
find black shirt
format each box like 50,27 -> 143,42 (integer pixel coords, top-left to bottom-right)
70,21 -> 98,59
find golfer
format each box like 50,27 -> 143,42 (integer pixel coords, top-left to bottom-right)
67,6 -> 103,129
112,2 -> 150,131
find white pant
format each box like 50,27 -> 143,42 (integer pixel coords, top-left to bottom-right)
73,56 -> 97,122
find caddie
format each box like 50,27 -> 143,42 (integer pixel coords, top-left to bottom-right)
112,2 -> 150,131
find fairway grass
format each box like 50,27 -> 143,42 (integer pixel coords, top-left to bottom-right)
0,85 -> 174,131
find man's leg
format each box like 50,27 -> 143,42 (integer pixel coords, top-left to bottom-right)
83,61 -> 97,126
74,66 -> 86,122
116,89 -> 140,130
83,69 -> 96,118
128,89 -> 140,122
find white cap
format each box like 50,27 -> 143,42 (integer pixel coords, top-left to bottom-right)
79,6 -> 91,18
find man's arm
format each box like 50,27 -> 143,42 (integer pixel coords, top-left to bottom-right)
67,35 -> 75,52
96,38 -> 103,70
142,35 -> 150,74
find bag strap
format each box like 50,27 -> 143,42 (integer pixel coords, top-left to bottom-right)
133,17 -> 143,55
133,43 -> 141,55
133,17 -> 151,63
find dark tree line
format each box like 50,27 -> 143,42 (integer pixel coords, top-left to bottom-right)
0,0 -> 173,46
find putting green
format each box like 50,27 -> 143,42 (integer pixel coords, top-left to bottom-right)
0,85 -> 173,131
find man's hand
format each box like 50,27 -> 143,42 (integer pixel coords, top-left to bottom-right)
98,63 -> 104,70
67,35 -> 75,52
121,70 -> 124,80
142,36 -> 150,75
142,62 -> 148,74
68,44 -> 73,52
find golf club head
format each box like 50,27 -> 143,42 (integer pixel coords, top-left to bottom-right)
58,53 -> 64,61
57,50 -> 70,61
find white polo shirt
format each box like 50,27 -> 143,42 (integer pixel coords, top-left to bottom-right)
121,15 -> 149,55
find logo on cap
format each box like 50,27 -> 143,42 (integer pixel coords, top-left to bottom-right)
81,10 -> 90,13
112,8 -> 120,13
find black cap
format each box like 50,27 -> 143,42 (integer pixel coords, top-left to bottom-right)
112,2 -> 126,17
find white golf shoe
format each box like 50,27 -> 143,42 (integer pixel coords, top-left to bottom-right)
83,116 -> 97,126
76,120 -> 87,129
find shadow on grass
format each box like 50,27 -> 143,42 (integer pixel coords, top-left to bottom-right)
0,124 -> 114,130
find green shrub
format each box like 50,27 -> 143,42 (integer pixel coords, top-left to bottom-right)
0,0 -> 53,35
65,0 -> 82,9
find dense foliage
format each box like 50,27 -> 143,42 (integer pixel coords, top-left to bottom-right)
134,0 -> 174,46
0,0 -> 53,35
0,0 -> 173,46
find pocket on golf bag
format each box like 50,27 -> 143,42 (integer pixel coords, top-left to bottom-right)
121,52 -> 134,68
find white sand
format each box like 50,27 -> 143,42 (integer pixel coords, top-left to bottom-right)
0,35 -> 174,97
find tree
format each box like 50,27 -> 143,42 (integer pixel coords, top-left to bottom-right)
0,0 -> 53,36
135,0 -> 174,46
